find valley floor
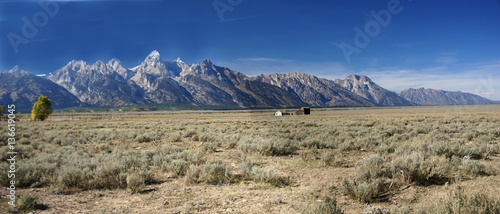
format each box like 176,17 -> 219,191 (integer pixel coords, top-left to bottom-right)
1,105 -> 500,213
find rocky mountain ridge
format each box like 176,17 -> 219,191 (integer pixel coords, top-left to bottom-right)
398,88 -> 496,106
1,51 -> 496,110
0,66 -> 82,110
334,75 -> 415,106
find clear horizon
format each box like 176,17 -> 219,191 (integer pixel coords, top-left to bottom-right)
1,0 -> 499,99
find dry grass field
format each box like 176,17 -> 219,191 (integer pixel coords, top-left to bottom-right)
1,105 -> 500,213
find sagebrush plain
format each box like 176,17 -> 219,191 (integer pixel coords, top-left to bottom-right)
1,105 -> 500,213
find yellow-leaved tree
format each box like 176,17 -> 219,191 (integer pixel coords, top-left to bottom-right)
31,96 -> 52,121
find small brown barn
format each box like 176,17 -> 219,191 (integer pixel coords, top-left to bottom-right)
296,107 -> 310,115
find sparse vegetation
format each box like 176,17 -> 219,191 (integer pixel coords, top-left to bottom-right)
185,160 -> 233,185
390,151 -> 451,185
321,152 -> 336,166
250,167 -> 291,187
460,159 -> 493,176
238,136 -> 297,156
341,178 -> 385,203
1,106 -> 500,213
16,195 -> 47,213
126,172 -> 145,194
303,197 -> 344,214
419,185 -> 500,214
364,206 -> 389,214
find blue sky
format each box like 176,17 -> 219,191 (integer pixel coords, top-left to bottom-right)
1,0 -> 499,99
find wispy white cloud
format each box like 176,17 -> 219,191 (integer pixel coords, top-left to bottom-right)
222,57 -> 500,100
360,62 -> 500,100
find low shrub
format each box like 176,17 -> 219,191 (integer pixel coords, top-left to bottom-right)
18,138 -> 30,145
341,178 -> 385,203
356,155 -> 385,182
364,205 -> 389,214
57,151 -> 98,190
303,196 -> 344,214
202,160 -> 233,184
376,142 -> 396,155
183,130 -> 198,138
460,160 -> 491,176
199,134 -> 216,143
185,165 -> 202,184
58,165 -> 93,190
251,168 -> 291,187
238,136 -> 297,156
200,143 -> 216,153
321,152 -> 335,166
239,161 -> 253,180
185,149 -> 206,165
93,162 -> 127,189
135,134 -> 152,143
167,133 -> 182,142
430,141 -> 489,160
300,138 -> 321,149
390,152 -> 450,185
126,172 -> 144,194
16,159 -> 58,188
185,160 -> 233,185
422,185 -> 500,214
0,144 -> 35,160
168,159 -> 189,176
341,154 -> 387,202
16,195 -> 47,213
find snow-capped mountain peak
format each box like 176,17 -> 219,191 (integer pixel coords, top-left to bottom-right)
10,65 -> 22,73
66,60 -> 89,72
94,60 -> 105,67
174,57 -> 184,63
201,58 -> 212,65
2,65 -> 32,77
108,58 -> 122,65
146,50 -> 161,63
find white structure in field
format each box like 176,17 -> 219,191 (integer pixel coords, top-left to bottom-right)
50,117 -> 73,121
274,110 -> 292,116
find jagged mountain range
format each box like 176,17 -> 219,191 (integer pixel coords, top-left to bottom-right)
0,66 -> 81,110
398,88 -> 497,106
0,50 -> 497,110
334,75 -> 414,106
